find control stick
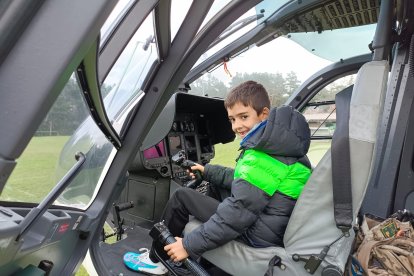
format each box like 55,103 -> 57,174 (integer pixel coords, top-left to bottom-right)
149,221 -> 210,276
171,150 -> 202,189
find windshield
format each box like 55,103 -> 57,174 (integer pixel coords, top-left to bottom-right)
189,1 -> 376,101
287,24 -> 376,62
193,0 -> 291,68
100,0 -> 135,47
189,36 -> 330,104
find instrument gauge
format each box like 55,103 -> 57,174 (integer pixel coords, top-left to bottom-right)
172,121 -> 178,132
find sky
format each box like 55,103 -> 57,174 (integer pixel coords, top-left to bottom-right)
208,36 -> 330,85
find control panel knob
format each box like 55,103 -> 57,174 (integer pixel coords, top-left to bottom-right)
160,166 -> 169,175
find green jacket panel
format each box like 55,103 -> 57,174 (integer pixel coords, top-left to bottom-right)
234,149 -> 311,198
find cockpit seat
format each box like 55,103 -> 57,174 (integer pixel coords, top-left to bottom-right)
184,60 -> 389,275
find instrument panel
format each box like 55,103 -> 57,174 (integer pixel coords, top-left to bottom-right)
131,92 -> 235,181
141,113 -> 214,179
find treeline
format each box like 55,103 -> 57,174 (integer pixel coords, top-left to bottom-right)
37,78 -> 88,136
37,72 -> 300,136
190,71 -> 301,107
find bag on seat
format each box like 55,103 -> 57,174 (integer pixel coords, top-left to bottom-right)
355,214 -> 414,275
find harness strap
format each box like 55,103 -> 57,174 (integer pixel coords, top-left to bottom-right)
331,86 -> 353,233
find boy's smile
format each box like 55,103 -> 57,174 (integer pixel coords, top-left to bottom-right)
227,102 -> 269,139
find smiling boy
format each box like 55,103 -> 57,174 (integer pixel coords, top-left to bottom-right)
125,81 -> 311,275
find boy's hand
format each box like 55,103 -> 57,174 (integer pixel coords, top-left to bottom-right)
164,237 -> 189,262
188,164 -> 204,178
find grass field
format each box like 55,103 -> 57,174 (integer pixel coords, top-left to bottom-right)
2,136 -> 330,275
0,136 -> 69,202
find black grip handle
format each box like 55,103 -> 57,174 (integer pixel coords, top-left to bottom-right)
163,235 -> 177,245
184,178 -> 201,189
150,222 -> 210,276
165,236 -> 209,275
183,258 -> 210,276
181,160 -> 202,188
164,235 -> 209,276
115,201 -> 134,211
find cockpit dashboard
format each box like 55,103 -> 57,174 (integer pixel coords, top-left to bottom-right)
122,93 -> 234,227
131,93 -> 234,181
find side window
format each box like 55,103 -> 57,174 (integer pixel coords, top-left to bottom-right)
302,74 -> 356,165
103,12 -> 158,132
54,12 -> 158,209
171,0 -> 192,41
0,74 -> 93,203
0,11 -> 158,208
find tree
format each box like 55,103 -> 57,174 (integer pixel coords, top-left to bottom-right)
36,78 -> 117,136
37,78 -> 88,136
228,71 -> 300,107
190,75 -> 228,98
285,71 -> 301,95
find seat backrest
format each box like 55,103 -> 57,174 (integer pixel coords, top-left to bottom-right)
283,60 -> 389,269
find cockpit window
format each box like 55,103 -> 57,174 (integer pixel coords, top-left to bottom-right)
193,6 -> 257,68
100,0 -> 135,47
0,74 -> 96,204
103,12 -> 157,130
1,11 -> 157,209
51,12 -> 159,209
287,24 -> 376,61
0,2 -> 158,208
193,0 -> 291,68
171,0 -> 192,41
198,0 -> 232,32
189,0 -> 377,101
189,36 -> 330,105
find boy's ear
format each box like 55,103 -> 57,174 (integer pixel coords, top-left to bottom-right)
260,107 -> 270,120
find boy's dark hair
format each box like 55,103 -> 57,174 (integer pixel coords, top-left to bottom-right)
224,80 -> 271,115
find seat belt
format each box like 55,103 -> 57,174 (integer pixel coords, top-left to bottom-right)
331,86 -> 354,233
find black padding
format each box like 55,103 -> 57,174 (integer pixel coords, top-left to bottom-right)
331,86 -> 353,231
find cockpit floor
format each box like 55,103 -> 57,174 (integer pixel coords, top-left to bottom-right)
99,226 -> 152,276
99,225 -> 230,276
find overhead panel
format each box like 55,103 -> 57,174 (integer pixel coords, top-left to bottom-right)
284,0 -> 380,33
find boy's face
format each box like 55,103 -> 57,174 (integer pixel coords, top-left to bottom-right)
227,102 -> 269,139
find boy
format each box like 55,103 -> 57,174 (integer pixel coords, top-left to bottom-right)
124,81 -> 311,275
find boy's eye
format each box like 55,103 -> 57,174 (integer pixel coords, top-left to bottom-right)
241,115 -> 248,120
229,118 -> 235,123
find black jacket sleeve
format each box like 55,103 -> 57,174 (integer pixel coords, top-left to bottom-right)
203,164 -> 234,190
182,178 -> 270,259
